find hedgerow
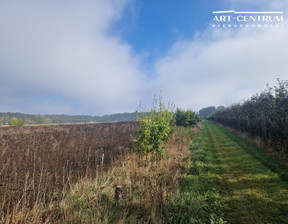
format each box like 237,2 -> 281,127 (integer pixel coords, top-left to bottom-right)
209,79 -> 288,156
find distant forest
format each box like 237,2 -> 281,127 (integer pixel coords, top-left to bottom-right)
0,112 -> 138,125
1,106 -> 219,125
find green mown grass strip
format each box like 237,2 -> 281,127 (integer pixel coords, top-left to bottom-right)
166,123 -> 226,223
204,121 -> 288,224
167,121 -> 288,224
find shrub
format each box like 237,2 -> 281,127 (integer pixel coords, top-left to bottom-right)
8,118 -> 24,126
133,95 -> 174,158
175,108 -> 199,127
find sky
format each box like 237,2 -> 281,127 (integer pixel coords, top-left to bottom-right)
0,0 -> 287,115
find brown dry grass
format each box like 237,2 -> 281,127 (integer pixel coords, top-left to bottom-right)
2,126 -> 198,223
0,122 -> 138,220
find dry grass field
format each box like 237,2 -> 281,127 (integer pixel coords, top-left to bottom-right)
1,125 -> 196,223
0,122 -> 139,219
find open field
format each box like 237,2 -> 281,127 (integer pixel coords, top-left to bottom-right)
0,123 -> 197,223
0,122 -> 138,218
2,120 -> 288,223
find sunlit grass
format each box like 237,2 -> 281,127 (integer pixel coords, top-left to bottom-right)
3,121 -> 288,223
204,121 -> 288,224
167,123 -> 226,224
2,126 -> 196,223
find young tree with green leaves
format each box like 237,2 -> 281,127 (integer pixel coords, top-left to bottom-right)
133,95 -> 175,159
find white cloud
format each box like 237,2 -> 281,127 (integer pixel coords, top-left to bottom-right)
0,0 -> 287,115
153,25 -> 288,111
224,0 -> 288,10
149,0 -> 288,111
0,0 -> 144,115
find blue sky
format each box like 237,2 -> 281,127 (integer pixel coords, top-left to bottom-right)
0,0 -> 287,115
114,1 -> 215,57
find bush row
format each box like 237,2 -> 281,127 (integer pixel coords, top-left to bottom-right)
209,79 -> 288,156
175,108 -> 200,127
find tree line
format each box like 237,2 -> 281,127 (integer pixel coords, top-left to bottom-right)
0,112 -> 138,125
209,79 -> 288,156
0,108 -> 202,127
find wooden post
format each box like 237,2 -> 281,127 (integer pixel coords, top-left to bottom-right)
101,153 -> 104,167
115,185 -> 122,201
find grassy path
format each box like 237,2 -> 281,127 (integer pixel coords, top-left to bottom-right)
201,121 -> 288,223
